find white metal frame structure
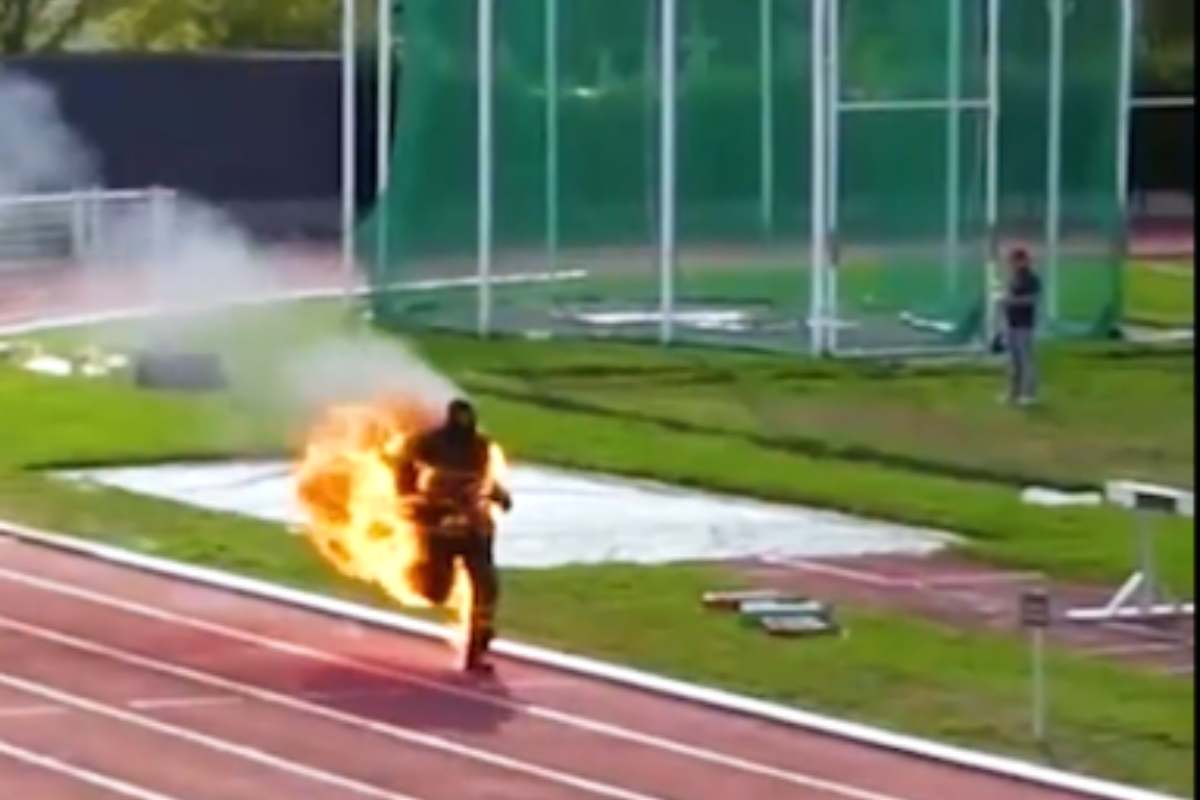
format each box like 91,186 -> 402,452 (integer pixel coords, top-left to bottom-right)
1067,481 -> 1195,623
818,0 -> 998,357
346,0 -> 1140,356
0,187 -> 177,273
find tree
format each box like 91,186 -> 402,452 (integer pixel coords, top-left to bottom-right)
96,0 -> 340,53
0,0 -> 113,54
1137,0 -> 1194,95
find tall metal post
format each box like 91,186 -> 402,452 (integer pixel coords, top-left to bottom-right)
374,0 -> 393,288
1046,0 -> 1065,325
1032,626 -> 1047,741
1116,0 -> 1135,259
760,0 -> 775,237
826,0 -> 840,353
985,0 -> 1002,343
659,0 -> 679,346
945,0 -> 963,297
376,0 -> 392,197
809,0 -> 829,356
546,0 -> 560,274
341,0 -> 358,296
478,0 -> 495,337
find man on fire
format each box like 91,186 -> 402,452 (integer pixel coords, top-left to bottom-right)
393,398 -> 512,673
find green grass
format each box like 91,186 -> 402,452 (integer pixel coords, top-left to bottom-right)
12,302 -> 1195,589
1,298 -> 1194,795
1127,260 -> 1195,328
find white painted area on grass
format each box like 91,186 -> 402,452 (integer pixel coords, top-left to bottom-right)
57,461 -> 955,569
1020,486 -> 1103,508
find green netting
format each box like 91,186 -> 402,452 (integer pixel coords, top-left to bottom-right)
832,0 -> 990,351
1001,0 -> 1125,337
361,0 -> 1127,355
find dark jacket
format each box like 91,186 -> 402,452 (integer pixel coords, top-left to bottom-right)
1005,269 -> 1041,330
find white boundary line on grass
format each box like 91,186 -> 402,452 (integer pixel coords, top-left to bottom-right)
0,519 -> 1182,800
0,270 -> 589,338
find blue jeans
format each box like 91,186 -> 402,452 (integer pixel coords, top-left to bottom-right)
1006,327 -> 1037,401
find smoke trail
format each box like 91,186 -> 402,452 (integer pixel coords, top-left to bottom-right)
0,71 -> 98,196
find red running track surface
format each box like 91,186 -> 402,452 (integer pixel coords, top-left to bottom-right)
0,536 -> 1112,800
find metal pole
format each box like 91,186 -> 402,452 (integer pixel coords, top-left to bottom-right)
376,0 -> 392,197
760,0 -> 775,237
1136,512 -> 1155,615
659,0 -> 679,346
341,0 -> 358,297
945,0 -> 963,298
546,0 -> 560,274
478,0 -> 495,338
374,0 -> 392,292
1032,627 -> 1047,741
1046,0 -> 1064,326
809,0 -> 829,357
825,0 -> 841,354
985,0 -> 1002,343
1116,0 -> 1135,239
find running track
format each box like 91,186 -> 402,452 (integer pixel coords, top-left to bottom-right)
0,535 -> 1123,800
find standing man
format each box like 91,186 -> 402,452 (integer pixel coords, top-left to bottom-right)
395,399 -> 512,673
1002,248 -> 1042,406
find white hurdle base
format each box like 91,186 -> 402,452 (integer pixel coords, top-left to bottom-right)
1066,571 -> 1195,623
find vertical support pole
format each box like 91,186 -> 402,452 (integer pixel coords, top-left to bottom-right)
376,0 -> 392,198
546,0 -> 560,274
659,0 -> 679,346
341,0 -> 358,298
826,0 -> 840,353
374,0 -> 393,295
809,0 -> 829,356
478,0 -> 495,338
760,0 -> 775,237
89,186 -> 104,264
985,0 -> 1002,344
1116,0 -> 1135,312
1136,512 -> 1156,615
1032,627 -> 1047,742
1046,0 -> 1065,326
945,0 -> 963,298
70,190 -> 86,263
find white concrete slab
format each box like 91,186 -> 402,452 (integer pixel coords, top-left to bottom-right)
57,461 -> 956,569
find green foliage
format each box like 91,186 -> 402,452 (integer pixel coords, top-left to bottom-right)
1137,0 -> 1194,94
0,0 -> 115,54
95,0 -> 339,52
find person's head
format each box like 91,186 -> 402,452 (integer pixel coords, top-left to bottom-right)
446,398 -> 477,434
1008,248 -> 1033,276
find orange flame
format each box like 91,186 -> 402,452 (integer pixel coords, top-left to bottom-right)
294,398 -> 507,645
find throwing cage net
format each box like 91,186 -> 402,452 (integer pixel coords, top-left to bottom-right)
356,0 -> 1131,356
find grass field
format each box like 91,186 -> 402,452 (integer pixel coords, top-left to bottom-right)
0,273 -> 1193,795
1126,260 -> 1196,328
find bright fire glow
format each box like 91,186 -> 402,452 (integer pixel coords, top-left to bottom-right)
295,398 -> 508,643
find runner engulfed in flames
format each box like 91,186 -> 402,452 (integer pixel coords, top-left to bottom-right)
294,397 -> 510,665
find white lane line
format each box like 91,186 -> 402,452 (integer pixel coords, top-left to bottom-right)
129,688 -> 408,712
0,704 -> 68,719
0,669 -> 420,800
762,558 -> 922,589
0,616 -> 673,800
0,563 -> 920,800
0,737 -> 183,800
129,695 -> 241,712
1084,642 -> 1181,657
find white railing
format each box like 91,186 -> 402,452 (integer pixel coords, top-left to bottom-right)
0,187 -> 177,273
